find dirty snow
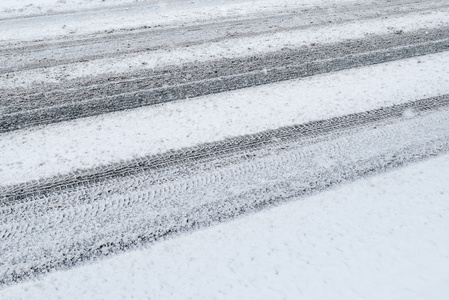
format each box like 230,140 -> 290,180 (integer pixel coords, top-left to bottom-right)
3,8 -> 449,89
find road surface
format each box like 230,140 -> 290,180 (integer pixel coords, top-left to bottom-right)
1,0 -> 449,287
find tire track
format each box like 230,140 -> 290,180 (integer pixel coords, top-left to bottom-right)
2,94 -> 448,204
2,0 -> 449,288
1,101 -> 449,286
1,0 -> 446,74
2,27 -> 449,133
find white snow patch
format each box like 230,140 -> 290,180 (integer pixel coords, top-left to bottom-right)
0,0 -> 358,20
1,52 -> 449,185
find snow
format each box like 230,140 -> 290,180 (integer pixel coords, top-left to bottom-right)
1,0 -> 448,297
1,148 -> 449,299
3,8 -> 449,89
2,52 -> 449,185
0,0 -> 357,20
0,0 -> 360,43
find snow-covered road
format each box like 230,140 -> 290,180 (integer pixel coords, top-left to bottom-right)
1,0 -> 449,297
2,0 -> 449,132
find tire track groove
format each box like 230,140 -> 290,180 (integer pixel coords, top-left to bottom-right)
2,28 -> 449,133
1,105 -> 449,286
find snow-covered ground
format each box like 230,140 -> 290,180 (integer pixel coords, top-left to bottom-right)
1,150 -> 448,300
1,0 -> 449,297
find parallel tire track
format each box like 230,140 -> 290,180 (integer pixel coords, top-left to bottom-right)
2,0 -> 449,289
1,0 -> 447,73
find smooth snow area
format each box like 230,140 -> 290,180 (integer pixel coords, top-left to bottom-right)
0,0 -> 359,40
2,148 -> 449,299
3,9 -> 449,89
1,52 -> 449,185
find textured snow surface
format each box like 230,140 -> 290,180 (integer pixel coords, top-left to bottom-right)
3,9 -> 449,88
0,0 -> 359,42
0,0 -> 355,20
2,52 -> 449,185
1,0 -> 449,297
2,150 -> 449,299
